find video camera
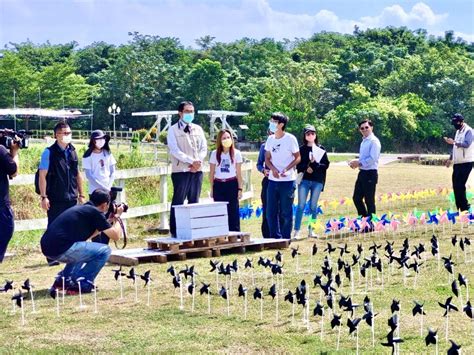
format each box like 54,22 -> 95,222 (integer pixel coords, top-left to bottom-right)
109,186 -> 129,216
0,128 -> 32,149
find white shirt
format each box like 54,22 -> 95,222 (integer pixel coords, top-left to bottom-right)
265,133 -> 299,182
83,151 -> 117,193
210,150 -> 243,180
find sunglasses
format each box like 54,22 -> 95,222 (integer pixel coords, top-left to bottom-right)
305,131 -> 316,135
359,126 -> 370,131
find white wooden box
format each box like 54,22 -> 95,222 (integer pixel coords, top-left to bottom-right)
174,202 -> 229,240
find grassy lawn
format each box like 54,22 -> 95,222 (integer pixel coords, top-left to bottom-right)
3,151 -> 474,353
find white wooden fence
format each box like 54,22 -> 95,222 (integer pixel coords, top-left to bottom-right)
11,162 -> 254,232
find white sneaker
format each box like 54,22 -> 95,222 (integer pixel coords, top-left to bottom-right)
308,227 -> 318,238
292,230 -> 301,240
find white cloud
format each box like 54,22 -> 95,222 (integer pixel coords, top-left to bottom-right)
0,0 -> 472,46
360,2 -> 448,28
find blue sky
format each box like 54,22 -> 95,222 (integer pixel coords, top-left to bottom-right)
0,0 -> 472,48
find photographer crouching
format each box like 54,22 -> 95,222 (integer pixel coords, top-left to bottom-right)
0,130 -> 20,263
40,189 -> 124,295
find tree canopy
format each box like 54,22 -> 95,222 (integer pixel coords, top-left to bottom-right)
0,28 -> 472,152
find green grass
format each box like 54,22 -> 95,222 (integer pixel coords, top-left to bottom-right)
1,226 -> 474,353
2,160 -> 474,353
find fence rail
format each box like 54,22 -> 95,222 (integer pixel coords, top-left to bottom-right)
11,162 -> 254,232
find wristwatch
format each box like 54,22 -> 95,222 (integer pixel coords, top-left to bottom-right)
41,196 -> 47,200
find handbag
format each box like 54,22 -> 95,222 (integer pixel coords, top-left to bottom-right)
295,172 -> 304,185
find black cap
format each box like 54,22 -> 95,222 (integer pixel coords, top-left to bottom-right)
304,124 -> 316,133
451,113 -> 464,124
91,129 -> 109,140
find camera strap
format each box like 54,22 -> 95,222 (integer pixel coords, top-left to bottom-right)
113,217 -> 128,249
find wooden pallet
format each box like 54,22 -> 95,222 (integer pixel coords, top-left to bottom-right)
108,238 -> 289,266
145,231 -> 251,251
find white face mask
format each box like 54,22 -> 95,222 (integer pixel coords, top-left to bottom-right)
95,139 -> 105,149
61,135 -> 72,144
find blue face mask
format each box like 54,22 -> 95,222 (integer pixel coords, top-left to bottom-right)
268,121 -> 277,133
182,113 -> 194,124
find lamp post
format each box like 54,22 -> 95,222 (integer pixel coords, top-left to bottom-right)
108,103 -> 121,139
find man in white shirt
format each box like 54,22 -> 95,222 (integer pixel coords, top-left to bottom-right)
167,101 -> 207,237
264,113 -> 301,239
444,113 -> 474,211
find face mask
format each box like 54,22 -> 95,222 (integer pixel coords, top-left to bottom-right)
222,138 -> 232,148
182,113 -> 194,124
453,122 -> 463,130
269,121 -> 277,133
95,139 -> 105,149
61,135 -> 72,144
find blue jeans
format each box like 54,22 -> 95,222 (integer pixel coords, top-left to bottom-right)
266,180 -> 295,239
294,180 -> 323,231
52,242 -> 111,291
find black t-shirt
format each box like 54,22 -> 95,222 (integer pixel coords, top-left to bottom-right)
296,144 -> 330,188
0,146 -> 17,207
41,203 -> 112,257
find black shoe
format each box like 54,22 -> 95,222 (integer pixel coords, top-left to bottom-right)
46,257 -> 60,266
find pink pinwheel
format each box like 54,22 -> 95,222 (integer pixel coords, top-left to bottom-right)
407,214 -> 418,226
419,213 -> 427,225
329,219 -> 340,232
439,212 -> 449,225
460,212 -> 470,224
374,220 -> 385,232
390,219 -> 401,231
348,217 -> 358,231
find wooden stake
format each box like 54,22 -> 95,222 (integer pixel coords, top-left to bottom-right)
93,285 -> 98,314
147,282 -> 151,307
20,297 -> 25,326
29,288 -> 37,313
62,276 -> 65,305
78,282 -> 85,309
207,292 -> 211,315
56,289 -> 60,317
119,274 -> 124,300
337,325 -> 341,350
134,280 -> 138,303
244,291 -> 247,319
179,279 -> 184,310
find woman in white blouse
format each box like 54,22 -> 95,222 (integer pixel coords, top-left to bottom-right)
209,129 -> 243,231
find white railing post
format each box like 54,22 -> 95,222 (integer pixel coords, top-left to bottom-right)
159,168 -> 169,230
12,163 -> 253,232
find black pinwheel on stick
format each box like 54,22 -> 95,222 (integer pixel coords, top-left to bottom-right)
0,280 -> 13,292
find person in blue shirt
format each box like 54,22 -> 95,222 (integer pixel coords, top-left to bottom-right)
349,119 -> 381,220
257,130 -> 272,238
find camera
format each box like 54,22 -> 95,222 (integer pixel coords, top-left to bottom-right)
0,129 -> 32,149
109,186 -> 129,216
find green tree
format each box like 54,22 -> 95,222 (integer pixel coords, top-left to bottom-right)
184,59 -> 230,110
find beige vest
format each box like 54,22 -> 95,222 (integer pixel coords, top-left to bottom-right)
169,123 -> 205,173
453,123 -> 474,164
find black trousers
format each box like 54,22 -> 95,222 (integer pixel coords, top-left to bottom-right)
352,170 -> 378,217
453,162 -> 473,212
47,200 -> 77,226
213,179 -> 240,232
261,177 -> 270,238
170,171 -> 203,236
0,205 -> 14,263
